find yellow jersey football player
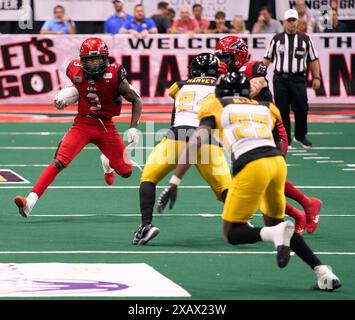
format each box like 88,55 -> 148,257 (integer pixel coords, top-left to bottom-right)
158,72 -> 341,291
132,53 -> 232,245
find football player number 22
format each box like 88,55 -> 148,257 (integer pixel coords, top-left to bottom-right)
230,113 -> 272,139
87,93 -> 102,111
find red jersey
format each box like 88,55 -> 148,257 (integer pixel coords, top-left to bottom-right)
239,60 -> 289,149
66,59 -> 127,119
239,60 -> 268,79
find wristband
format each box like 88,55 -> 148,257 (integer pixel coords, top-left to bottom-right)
313,77 -> 321,80
169,175 -> 181,186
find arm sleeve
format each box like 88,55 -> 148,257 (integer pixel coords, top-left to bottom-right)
264,36 -> 276,61
148,18 -> 157,30
117,65 -> 127,83
252,61 -> 268,78
308,36 -> 319,62
41,20 -> 52,31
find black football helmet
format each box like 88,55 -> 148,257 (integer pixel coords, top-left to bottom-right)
215,72 -> 250,98
190,53 -> 219,78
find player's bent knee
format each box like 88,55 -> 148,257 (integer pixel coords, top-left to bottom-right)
120,171 -> 132,178
52,159 -> 65,172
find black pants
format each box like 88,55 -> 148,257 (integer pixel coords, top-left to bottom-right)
273,74 -> 309,143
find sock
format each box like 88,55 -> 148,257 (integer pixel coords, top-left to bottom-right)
32,163 -> 60,198
140,182 -> 156,225
290,232 -> 322,269
285,180 -> 308,204
285,203 -> 304,220
26,192 -> 39,212
260,222 -> 292,248
227,224 -> 262,245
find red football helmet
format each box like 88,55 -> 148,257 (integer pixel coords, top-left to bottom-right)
79,37 -> 109,75
215,36 -> 249,71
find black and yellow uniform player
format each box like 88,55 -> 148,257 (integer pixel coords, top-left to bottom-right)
157,72 -> 341,291
132,53 -> 231,245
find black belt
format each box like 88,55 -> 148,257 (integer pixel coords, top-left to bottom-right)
274,72 -> 306,79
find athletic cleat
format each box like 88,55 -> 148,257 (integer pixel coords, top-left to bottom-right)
276,221 -> 295,268
101,154 -> 115,185
294,211 -> 306,235
104,172 -> 115,185
14,196 -> 29,218
132,223 -> 160,245
314,265 -> 341,291
304,198 -> 322,234
293,136 -> 312,149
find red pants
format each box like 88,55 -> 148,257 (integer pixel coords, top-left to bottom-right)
55,114 -> 132,175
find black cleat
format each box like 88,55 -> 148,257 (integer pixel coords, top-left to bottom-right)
277,245 -> 291,268
132,223 -> 160,245
293,136 -> 313,149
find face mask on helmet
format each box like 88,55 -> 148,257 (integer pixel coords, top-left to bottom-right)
81,55 -> 108,76
190,53 -> 219,78
215,51 -> 236,70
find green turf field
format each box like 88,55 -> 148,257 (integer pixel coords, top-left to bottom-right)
0,122 -> 354,299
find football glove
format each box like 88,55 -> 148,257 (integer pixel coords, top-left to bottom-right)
157,184 -> 177,213
127,127 -> 139,148
54,94 -> 68,110
218,61 -> 228,76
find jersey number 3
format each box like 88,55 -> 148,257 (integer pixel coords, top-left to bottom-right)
87,93 -> 102,111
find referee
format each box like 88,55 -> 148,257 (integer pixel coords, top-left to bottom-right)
263,9 -> 321,148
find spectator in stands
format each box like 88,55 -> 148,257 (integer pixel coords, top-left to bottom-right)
151,1 -> 170,34
192,4 -> 210,33
40,5 -> 76,34
325,9 -> 347,32
252,6 -> 283,34
208,11 -> 232,34
169,6 -> 199,35
295,0 -> 315,33
297,19 -> 308,33
230,16 -> 250,34
120,4 -> 158,37
104,0 -> 133,35
166,8 -> 176,33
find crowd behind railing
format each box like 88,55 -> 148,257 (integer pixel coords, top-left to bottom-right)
36,0 -> 351,37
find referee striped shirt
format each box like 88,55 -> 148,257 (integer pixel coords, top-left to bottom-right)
264,32 -> 318,75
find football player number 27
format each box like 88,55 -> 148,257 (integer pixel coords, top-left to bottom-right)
230,113 -> 272,139
87,93 -> 102,111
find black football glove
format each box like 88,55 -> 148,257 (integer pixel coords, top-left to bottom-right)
157,184 -> 177,213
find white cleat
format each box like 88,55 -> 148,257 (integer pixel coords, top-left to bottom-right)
14,192 -> 38,218
314,265 -> 342,291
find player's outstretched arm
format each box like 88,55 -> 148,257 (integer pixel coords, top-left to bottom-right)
157,125 -> 211,213
118,79 -> 142,147
118,79 -> 142,129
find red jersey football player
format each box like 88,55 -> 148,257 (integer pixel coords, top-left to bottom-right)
14,37 -> 142,217
215,35 -> 321,234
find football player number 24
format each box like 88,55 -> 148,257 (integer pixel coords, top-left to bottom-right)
87,93 -> 102,111
177,92 -> 214,112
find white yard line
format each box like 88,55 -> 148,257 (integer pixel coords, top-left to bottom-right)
303,157 -> 330,160
1,185 -> 355,189
0,250 -> 353,255
28,213 -> 355,218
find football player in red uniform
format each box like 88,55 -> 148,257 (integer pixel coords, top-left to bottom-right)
215,35 -> 321,234
14,37 -> 142,217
